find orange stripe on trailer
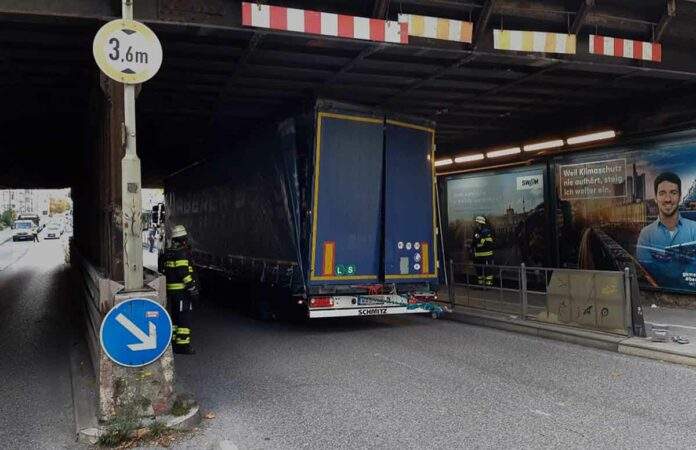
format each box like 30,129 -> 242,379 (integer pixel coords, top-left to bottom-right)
322,241 -> 335,276
421,242 -> 429,274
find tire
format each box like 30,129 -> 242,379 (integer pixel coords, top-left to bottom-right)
12,237 -> 17,242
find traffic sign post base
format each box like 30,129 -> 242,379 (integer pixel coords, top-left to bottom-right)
98,287 -> 176,421
89,276 -> 175,422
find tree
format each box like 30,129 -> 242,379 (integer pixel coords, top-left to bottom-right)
49,198 -> 71,215
1,208 -> 16,228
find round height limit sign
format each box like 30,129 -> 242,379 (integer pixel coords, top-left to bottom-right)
93,19 -> 162,84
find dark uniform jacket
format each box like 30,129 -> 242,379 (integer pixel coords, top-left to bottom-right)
472,225 -> 495,258
160,246 -> 198,296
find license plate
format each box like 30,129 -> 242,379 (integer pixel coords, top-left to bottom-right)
357,296 -> 384,306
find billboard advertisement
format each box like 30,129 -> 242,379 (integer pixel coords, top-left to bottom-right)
555,138 -> 696,292
445,167 -> 547,267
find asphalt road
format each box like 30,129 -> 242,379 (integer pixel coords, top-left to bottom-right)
175,294 -> 696,449
0,237 -> 79,449
3,236 -> 696,449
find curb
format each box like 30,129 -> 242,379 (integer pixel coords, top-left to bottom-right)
76,405 -> 202,444
69,337 -> 100,445
444,306 -> 696,367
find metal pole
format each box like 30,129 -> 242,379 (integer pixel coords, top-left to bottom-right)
623,267 -> 632,336
521,263 -> 528,318
121,0 -> 143,291
448,259 -> 455,309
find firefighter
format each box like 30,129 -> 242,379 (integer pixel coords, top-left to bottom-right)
471,216 -> 495,286
160,224 -> 198,355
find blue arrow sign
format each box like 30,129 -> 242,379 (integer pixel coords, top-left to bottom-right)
100,298 -> 173,367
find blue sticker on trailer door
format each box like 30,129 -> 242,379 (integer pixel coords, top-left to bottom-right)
309,112 -> 383,284
384,120 -> 438,282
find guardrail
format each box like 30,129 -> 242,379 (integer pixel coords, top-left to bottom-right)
447,261 -> 640,336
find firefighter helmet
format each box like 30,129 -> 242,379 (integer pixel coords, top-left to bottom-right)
475,216 -> 487,225
171,224 -> 188,239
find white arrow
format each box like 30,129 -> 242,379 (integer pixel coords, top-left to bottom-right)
115,313 -> 157,351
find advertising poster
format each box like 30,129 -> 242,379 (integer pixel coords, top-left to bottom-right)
555,139 -> 696,292
445,167 -> 546,266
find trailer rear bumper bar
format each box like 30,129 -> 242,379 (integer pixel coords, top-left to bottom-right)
307,293 -> 437,318
309,305 -> 430,318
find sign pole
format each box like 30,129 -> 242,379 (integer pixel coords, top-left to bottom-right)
121,0 -> 143,291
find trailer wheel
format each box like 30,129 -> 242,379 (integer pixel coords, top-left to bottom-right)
431,311 -> 439,319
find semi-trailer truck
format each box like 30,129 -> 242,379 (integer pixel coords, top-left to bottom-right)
165,100 -> 441,318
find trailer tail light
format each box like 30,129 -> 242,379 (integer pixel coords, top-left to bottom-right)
409,294 -> 435,304
309,296 -> 334,308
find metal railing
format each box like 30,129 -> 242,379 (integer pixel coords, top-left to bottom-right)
447,260 -> 635,336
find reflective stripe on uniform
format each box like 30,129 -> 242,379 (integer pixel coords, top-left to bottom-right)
175,336 -> 191,345
167,282 -> 186,290
177,327 -> 190,336
183,274 -> 193,284
164,259 -> 189,268
474,251 -> 493,257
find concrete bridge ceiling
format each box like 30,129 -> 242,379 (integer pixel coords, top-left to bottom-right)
1,0 -> 696,187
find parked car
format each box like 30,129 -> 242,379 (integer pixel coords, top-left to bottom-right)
44,222 -> 63,239
12,220 -> 36,242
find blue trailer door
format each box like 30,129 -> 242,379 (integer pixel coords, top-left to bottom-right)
309,112 -> 383,284
383,119 -> 438,282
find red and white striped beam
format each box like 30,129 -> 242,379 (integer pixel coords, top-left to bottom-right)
589,34 -> 662,62
242,2 -> 408,44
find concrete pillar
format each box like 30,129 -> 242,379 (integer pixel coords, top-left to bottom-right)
73,72 -> 177,422
73,73 -> 123,279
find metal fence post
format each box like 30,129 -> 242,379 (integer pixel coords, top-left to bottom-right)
448,259 -> 455,309
521,263 -> 528,319
623,267 -> 633,336
465,266 -> 470,306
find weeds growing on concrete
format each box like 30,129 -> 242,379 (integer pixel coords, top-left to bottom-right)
97,406 -> 138,447
170,397 -> 191,417
148,420 -> 167,438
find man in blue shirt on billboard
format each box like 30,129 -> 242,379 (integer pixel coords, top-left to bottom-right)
637,172 -> 696,289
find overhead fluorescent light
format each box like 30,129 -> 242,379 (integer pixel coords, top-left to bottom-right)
523,139 -> 564,152
566,130 -> 616,145
434,158 -> 453,167
454,153 -> 485,163
486,147 -> 521,158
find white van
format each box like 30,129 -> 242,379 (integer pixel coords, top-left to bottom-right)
12,220 -> 36,242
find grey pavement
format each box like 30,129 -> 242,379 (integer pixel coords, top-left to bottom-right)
644,305 -> 696,329
0,237 -> 84,449
644,305 -> 696,340
172,295 -> 696,449
0,227 -> 12,244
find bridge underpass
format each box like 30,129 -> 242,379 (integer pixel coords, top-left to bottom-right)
2,0 -> 696,446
